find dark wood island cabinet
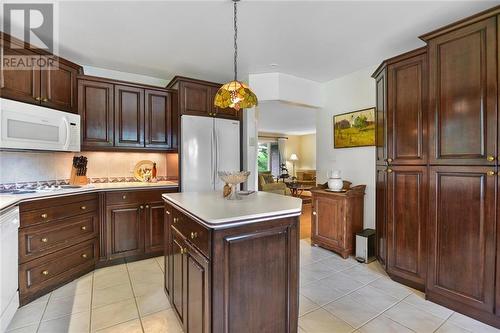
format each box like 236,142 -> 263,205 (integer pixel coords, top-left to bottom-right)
163,191 -> 302,333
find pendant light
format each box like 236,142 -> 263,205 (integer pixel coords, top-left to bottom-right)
214,0 -> 258,111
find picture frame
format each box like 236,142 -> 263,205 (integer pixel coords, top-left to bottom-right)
333,107 -> 376,148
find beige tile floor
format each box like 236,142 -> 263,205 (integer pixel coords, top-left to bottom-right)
6,240 -> 500,333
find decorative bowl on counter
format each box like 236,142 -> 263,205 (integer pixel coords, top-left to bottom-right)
218,171 -> 250,200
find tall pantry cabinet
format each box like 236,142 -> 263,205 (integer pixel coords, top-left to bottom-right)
374,6 -> 500,328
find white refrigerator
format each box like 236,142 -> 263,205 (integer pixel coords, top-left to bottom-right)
181,115 -> 240,192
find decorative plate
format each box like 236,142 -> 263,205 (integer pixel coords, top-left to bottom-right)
133,160 -> 154,182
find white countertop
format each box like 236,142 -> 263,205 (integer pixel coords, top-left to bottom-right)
162,191 -> 302,228
0,181 -> 179,211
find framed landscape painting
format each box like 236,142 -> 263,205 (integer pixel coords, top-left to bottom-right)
334,107 -> 376,148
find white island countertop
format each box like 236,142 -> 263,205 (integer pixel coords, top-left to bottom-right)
162,191 -> 302,228
0,181 -> 178,211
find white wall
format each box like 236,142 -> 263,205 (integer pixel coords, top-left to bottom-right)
317,66 -> 377,229
299,134 -> 316,170
83,65 -> 170,87
242,108 -> 258,191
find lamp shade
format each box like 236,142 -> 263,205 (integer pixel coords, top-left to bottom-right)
214,80 -> 258,111
289,153 -> 299,161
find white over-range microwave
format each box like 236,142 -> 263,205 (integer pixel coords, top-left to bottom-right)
0,98 -> 80,152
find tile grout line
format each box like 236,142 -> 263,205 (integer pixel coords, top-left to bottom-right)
89,272 -> 94,333
431,311 -> 457,333
126,262 -> 146,333
35,292 -> 52,333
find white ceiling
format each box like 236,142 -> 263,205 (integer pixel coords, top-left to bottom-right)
56,1 -> 500,84
257,101 -> 318,135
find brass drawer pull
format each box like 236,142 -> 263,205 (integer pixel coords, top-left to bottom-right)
140,205 -> 144,210
312,211 -> 317,216
81,226 -> 87,231
181,248 -> 188,254
145,205 -> 150,209
41,213 -> 48,219
386,158 -> 393,163
80,206 -> 86,210
180,248 -> 185,254
387,168 -> 393,173
190,232 -> 198,239
42,97 -> 48,102
487,170 -> 496,176
173,217 -> 179,224
41,237 -> 48,243
42,270 -> 49,276
35,96 -> 41,101
487,155 -> 496,162
166,210 -> 171,215
122,195 -> 127,199
81,253 -> 88,258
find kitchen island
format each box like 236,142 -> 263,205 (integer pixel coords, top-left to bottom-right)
163,191 -> 302,333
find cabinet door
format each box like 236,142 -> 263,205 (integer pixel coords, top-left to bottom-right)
387,52 -> 427,165
375,165 -> 388,268
40,60 -> 78,113
387,165 -> 427,289
428,18 -> 497,165
78,79 -> 114,149
374,68 -> 387,165
180,82 -> 211,117
0,47 -> 40,104
171,226 -> 186,324
106,204 -> 145,259
427,166 -> 496,313
211,86 -> 239,120
145,89 -> 173,149
185,241 -> 210,333
114,85 -> 145,147
164,208 -> 172,298
312,195 -> 344,249
145,201 -> 164,254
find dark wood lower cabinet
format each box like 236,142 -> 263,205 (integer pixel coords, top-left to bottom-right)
427,166 -> 497,324
165,201 -> 299,333
106,204 -> 145,259
375,165 -> 388,268
386,165 -> 427,290
145,201 -> 166,254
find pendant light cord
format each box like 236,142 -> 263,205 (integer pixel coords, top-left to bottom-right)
233,0 -> 238,81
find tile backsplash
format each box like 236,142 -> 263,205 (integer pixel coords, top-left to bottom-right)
0,151 -> 178,184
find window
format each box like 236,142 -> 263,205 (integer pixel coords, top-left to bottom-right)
258,143 -> 270,172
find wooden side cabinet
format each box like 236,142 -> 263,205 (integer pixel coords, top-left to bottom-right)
311,186 -> 365,258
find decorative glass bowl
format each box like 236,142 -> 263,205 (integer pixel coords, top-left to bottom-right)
218,171 -> 250,200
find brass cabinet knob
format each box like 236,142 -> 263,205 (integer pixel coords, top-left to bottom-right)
312,211 -> 317,216
140,205 -> 144,209
387,158 -> 393,163
81,226 -> 87,231
42,97 -> 48,102
42,270 -> 49,276
190,232 -> 198,239
166,210 -> 171,215
35,96 -> 41,101
81,253 -> 88,258
173,217 -> 178,224
80,206 -> 86,210
487,170 -> 496,176
41,237 -> 48,243
387,168 -> 393,173
487,156 -> 496,162
180,248 -> 185,254
122,195 -> 127,199
145,205 -> 150,209
41,213 -> 48,219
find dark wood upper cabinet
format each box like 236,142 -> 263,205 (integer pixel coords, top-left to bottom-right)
387,50 -> 428,165
78,79 -> 114,149
1,33 -> 81,113
427,166 -> 496,314
426,17 -> 497,165
181,81 -> 211,117
1,47 -> 40,104
386,165 -> 427,290
114,85 -> 145,148
145,89 -> 172,149
167,76 -> 240,120
375,165 -> 388,269
40,59 -> 79,113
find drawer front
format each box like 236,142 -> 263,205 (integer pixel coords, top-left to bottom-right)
20,199 -> 98,227
19,213 -> 98,263
106,189 -> 176,206
172,210 -> 210,258
20,193 -> 97,212
19,238 -> 97,302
